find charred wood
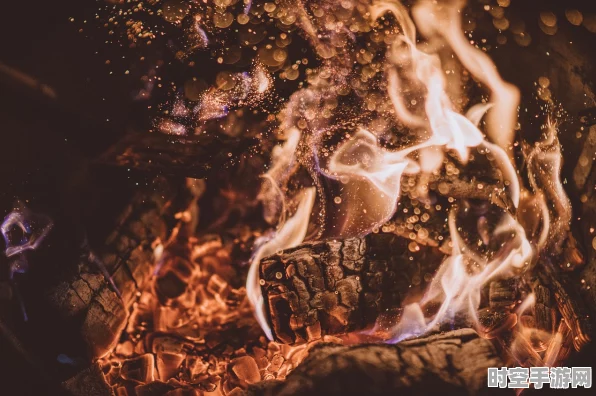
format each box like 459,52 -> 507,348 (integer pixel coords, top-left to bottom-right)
49,177 -> 197,359
532,280 -> 555,334
539,262 -> 591,351
63,363 -> 114,396
488,279 -> 518,311
97,132 -> 260,179
248,329 -> 508,396
259,233 -> 445,344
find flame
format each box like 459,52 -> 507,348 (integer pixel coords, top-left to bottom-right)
247,187 -> 316,340
371,0 -> 521,205
94,0 -> 583,390
525,121 -> 572,255
258,128 -> 302,225
411,0 -> 520,153
317,0 -> 522,240
323,0 -> 548,346
1,204 -> 53,259
381,208 -> 533,342
325,128 -> 416,237
246,0 -> 535,343
196,63 -> 271,123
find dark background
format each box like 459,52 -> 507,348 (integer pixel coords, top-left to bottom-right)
1,0 -> 596,394
0,1 -> 156,394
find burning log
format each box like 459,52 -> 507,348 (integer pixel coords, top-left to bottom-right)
97,132 -> 260,179
249,329 -> 509,396
62,363 -> 113,396
49,177 -> 198,359
572,124 -> 596,336
259,233 -> 445,344
532,280 -> 555,334
539,264 -> 592,351
488,279 -> 518,311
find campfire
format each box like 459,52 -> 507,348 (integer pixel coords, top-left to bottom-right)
2,0 -> 596,395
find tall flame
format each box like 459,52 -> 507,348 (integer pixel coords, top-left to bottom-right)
248,0 -> 573,361
325,128 -> 417,237
247,187 -> 316,339
323,0 -> 520,237
383,208 -> 533,342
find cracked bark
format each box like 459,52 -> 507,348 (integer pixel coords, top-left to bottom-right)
97,132 -> 260,179
259,233 -> 445,344
49,177 -> 196,359
248,329 -> 509,396
62,363 -> 114,396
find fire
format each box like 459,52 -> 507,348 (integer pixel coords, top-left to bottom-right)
325,128 -> 415,237
248,0 -> 576,370
247,187 -> 316,339
47,0 -> 590,393
250,0 -> 523,332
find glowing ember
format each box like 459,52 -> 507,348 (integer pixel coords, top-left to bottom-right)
90,0 -> 592,393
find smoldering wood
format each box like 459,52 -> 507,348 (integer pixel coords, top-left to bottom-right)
488,279 -> 518,310
532,279 -> 555,334
49,177 -> 196,359
62,363 -> 114,396
572,126 -> 596,335
248,328 -> 509,396
259,233 -> 445,344
539,262 -> 592,351
97,132 -> 260,179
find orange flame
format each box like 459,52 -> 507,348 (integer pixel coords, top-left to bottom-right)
247,188 -> 316,339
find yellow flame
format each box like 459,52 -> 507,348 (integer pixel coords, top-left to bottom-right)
247,187 -> 316,340
384,208 -> 533,342
325,128 -> 416,236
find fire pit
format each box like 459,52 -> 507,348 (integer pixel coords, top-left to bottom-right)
1,0 -> 596,395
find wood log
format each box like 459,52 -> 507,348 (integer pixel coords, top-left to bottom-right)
248,328 -> 510,396
62,363 -> 114,396
259,233 -> 445,344
532,279 -> 555,334
572,125 -> 596,334
488,279 -> 518,311
97,132 -> 260,179
539,262 -> 592,351
48,177 -> 197,359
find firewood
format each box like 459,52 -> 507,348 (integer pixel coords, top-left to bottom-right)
48,177 -> 197,359
248,328 -> 509,396
572,130 -> 596,335
259,233 -> 445,344
532,279 -> 555,334
488,279 -> 518,310
62,363 -> 114,396
97,132 -> 260,179
539,261 -> 592,351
